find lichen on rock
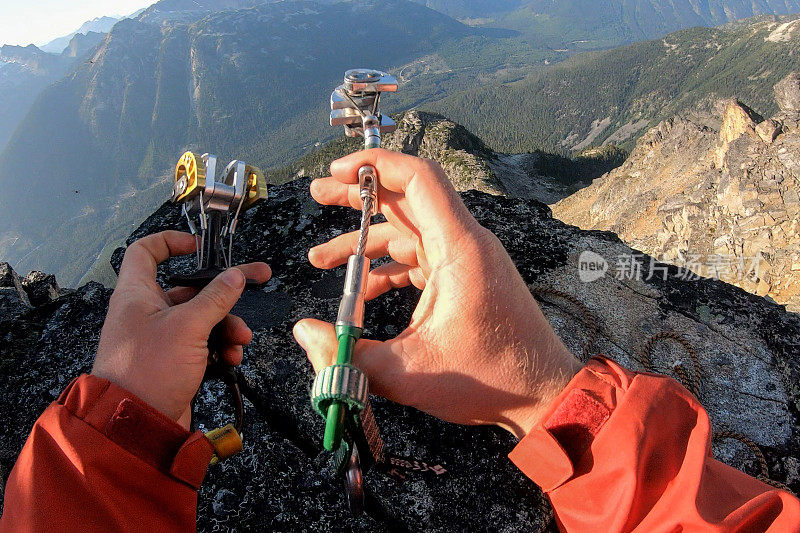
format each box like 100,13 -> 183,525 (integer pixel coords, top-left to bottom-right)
1,176 -> 798,530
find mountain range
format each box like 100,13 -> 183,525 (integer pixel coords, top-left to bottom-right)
0,0 -> 540,284
0,28 -> 109,156
3,140 -> 798,530
1,0 -> 800,286
39,16 -> 123,54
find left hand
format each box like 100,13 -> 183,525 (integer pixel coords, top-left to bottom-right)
92,231 -> 270,430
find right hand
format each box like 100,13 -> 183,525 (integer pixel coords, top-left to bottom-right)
294,149 -> 581,439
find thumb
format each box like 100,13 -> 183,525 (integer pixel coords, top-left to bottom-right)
293,318 -> 337,373
179,268 -> 246,332
293,318 -> 405,401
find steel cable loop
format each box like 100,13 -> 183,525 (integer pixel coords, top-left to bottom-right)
356,195 -> 373,257
529,286 -> 597,362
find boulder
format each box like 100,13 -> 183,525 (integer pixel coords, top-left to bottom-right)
0,263 -> 31,321
756,119 -> 781,144
775,72 -> 800,117
1,179 -> 798,530
21,271 -> 62,307
719,100 -> 762,144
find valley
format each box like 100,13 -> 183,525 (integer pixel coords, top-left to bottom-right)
0,1 -> 799,289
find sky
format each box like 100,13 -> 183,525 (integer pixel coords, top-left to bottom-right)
0,0 -> 156,47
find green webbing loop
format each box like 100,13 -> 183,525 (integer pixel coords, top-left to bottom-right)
311,363 -> 368,419
323,325 -> 363,451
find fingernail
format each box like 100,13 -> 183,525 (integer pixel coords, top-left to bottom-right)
220,268 -> 245,289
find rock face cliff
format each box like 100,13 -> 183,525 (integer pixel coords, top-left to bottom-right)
1,177 -> 798,529
553,72 -> 800,311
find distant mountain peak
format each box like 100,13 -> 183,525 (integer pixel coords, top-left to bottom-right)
39,14 -> 122,54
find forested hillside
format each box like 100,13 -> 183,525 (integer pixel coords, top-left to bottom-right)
415,0 -> 800,48
428,15 -> 800,154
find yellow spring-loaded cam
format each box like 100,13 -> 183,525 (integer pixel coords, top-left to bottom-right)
173,151 -> 207,203
243,164 -> 268,209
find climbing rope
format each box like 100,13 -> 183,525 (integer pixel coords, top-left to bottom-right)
639,330 -> 702,398
639,331 -> 793,491
712,430 -> 791,491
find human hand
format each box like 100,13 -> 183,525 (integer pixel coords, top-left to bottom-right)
294,149 -> 581,439
92,231 -> 270,430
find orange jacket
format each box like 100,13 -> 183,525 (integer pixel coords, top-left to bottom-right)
1,357 -> 798,532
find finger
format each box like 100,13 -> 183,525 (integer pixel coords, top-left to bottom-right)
293,319 -> 345,373
165,286 -> 200,305
175,268 -> 246,332
329,148 -> 440,194
118,231 -> 197,286
220,314 -> 252,346
293,319 -> 405,399
165,262 -> 270,306
232,261 -> 271,284
309,223 -> 416,269
309,176 -> 358,208
326,149 -> 478,251
310,179 -> 421,241
364,262 -> 426,301
220,343 -> 244,366
310,176 -> 408,212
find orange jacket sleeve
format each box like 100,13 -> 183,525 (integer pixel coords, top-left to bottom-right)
510,356 -> 800,532
0,374 -> 215,532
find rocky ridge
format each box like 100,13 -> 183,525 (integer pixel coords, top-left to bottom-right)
272,110 -> 504,195
1,176 -> 799,530
553,72 -> 800,311
273,110 -> 589,204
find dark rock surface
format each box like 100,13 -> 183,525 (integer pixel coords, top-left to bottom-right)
0,262 -> 31,322
21,271 -> 64,307
2,178 -> 798,530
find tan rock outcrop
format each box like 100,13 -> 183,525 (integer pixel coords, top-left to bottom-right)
553,72 -> 800,311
